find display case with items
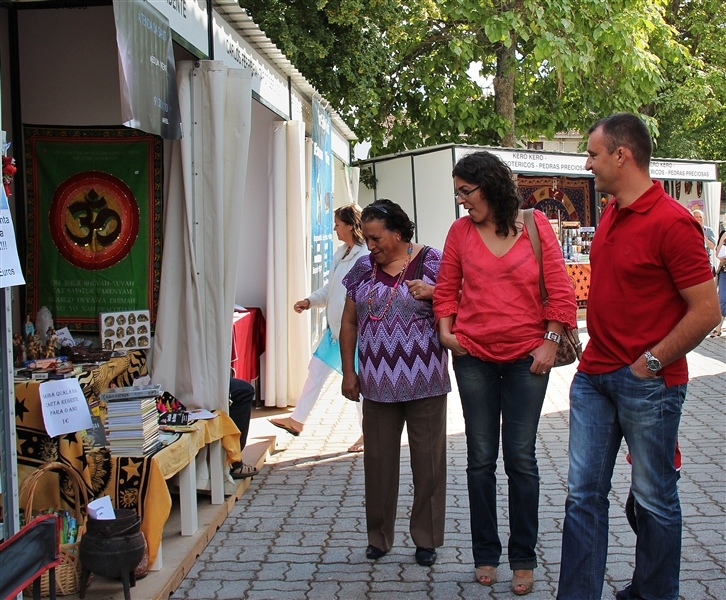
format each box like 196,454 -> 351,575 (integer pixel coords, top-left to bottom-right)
548,219 -> 560,242
99,310 -> 150,350
579,227 -> 595,256
559,222 -> 594,262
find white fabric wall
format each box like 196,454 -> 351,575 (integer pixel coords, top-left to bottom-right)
234,101 -> 279,310
264,121 -> 310,407
703,181 -> 722,268
152,61 -> 253,411
18,6 -> 121,126
413,150 -> 459,250
285,123 -> 311,403
334,163 -> 360,208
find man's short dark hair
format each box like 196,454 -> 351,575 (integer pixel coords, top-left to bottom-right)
588,113 -> 653,170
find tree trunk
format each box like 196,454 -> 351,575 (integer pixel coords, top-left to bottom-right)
493,37 -> 516,147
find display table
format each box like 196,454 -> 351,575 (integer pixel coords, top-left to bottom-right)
565,262 -> 591,308
12,353 -> 242,568
75,350 -> 149,406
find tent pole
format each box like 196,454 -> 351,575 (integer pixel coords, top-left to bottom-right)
1,287 -> 20,540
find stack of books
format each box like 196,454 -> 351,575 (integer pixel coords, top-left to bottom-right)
101,385 -> 162,457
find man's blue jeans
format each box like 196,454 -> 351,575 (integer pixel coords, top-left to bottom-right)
557,367 -> 685,600
453,354 -> 548,570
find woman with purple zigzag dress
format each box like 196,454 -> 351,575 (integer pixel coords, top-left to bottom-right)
340,199 -> 451,568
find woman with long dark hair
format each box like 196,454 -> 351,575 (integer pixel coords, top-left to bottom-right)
434,152 -> 576,595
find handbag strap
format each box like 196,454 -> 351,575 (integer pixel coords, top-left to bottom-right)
413,246 -> 430,281
522,209 -> 549,304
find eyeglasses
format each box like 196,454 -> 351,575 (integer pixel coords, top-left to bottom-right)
369,204 -> 388,214
454,186 -> 480,199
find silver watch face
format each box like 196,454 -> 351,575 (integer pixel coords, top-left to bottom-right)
645,353 -> 661,371
544,331 -> 561,343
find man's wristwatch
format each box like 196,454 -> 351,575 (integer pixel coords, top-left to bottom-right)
644,350 -> 662,373
544,331 -> 561,344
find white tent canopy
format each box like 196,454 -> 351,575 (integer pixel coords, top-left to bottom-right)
151,61 -> 253,411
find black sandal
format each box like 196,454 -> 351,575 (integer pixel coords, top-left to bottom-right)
230,462 -> 258,479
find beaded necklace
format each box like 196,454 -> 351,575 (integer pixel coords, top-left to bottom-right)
367,243 -> 413,321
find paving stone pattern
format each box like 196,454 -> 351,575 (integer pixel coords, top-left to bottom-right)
173,334 -> 725,600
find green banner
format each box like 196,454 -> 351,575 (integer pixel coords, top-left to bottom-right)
25,126 -> 162,332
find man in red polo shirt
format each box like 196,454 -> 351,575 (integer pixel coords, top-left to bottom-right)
557,113 -> 720,600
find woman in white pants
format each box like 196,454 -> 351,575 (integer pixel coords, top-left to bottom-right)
270,204 -> 369,451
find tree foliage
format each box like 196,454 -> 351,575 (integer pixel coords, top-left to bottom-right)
243,0 -> 726,170
242,0 -> 403,144
647,0 -> 726,167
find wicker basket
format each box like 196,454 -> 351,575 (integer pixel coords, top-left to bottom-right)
20,461 -> 90,597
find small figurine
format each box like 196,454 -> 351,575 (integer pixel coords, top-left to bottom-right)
27,333 -> 42,360
25,334 -> 35,360
2,154 -> 16,197
13,333 -> 25,366
24,314 -> 35,339
44,327 -> 59,358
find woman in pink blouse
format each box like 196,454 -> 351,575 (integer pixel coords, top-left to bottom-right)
433,151 -> 576,595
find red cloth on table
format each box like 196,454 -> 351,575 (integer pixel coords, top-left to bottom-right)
565,262 -> 591,307
231,307 -> 266,381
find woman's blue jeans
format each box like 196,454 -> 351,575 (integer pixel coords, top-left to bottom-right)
557,367 -> 685,600
453,353 -> 548,570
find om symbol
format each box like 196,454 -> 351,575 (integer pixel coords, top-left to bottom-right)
66,188 -> 122,248
49,171 -> 140,270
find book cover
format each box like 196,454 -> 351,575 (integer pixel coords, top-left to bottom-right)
100,384 -> 162,402
79,415 -> 108,449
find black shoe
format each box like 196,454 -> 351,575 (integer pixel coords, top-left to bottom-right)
615,583 -> 631,600
366,545 -> 388,560
415,546 -> 437,566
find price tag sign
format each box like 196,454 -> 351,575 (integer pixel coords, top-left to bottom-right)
39,379 -> 93,437
0,185 -> 25,289
55,326 -> 76,348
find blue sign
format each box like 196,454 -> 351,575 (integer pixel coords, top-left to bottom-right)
310,99 -> 334,346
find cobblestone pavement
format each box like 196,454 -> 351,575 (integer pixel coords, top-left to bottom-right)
173,334 -> 725,599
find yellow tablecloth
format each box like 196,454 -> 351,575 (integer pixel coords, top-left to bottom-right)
11,356 -> 241,566
155,416 -> 241,479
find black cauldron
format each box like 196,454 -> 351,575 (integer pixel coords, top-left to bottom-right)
79,530 -> 145,600
86,509 -> 140,537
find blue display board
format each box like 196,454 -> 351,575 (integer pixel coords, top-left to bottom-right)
310,99 -> 334,346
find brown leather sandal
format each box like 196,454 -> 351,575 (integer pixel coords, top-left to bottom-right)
269,417 -> 303,436
475,565 -> 498,586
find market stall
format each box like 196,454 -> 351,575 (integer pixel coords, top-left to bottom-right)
11,352 -> 241,568
0,4 -> 357,589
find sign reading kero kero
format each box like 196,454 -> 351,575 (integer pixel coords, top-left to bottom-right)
40,379 -> 93,438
